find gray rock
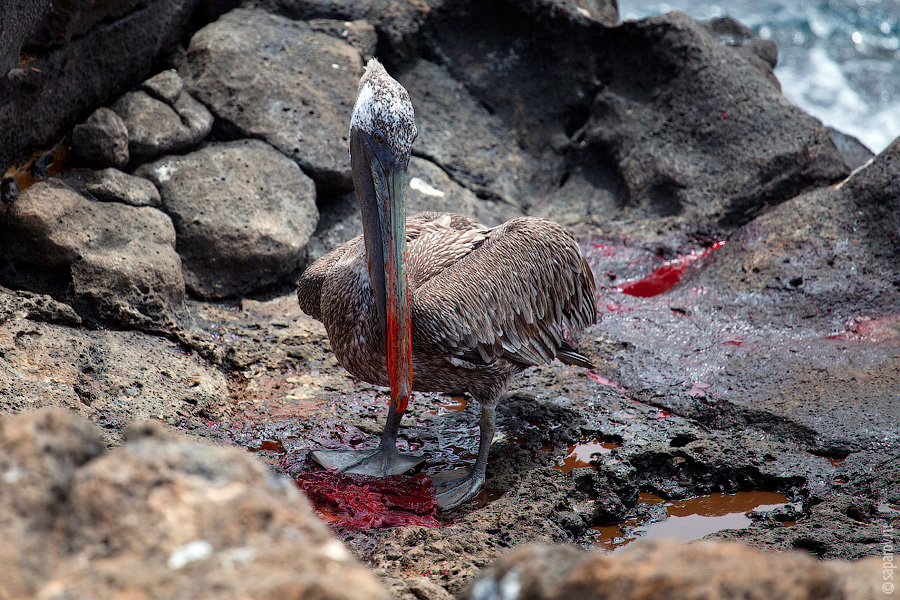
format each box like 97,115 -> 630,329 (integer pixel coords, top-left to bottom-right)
0,0 -> 201,172
398,59 -> 557,208
141,68 -> 184,104
69,107 -> 130,169
2,178 -> 185,330
57,168 -> 161,208
827,126 -> 874,171
138,139 -> 318,298
181,8 -> 376,192
247,0 -> 434,62
572,11 -> 849,228
111,87 -> 213,166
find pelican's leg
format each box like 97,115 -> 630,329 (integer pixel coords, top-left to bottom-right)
309,402 -> 425,476
433,403 -> 496,509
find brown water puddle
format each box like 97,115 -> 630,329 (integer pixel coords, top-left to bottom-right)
553,439 -> 622,473
2,141 -> 67,209
595,490 -> 791,550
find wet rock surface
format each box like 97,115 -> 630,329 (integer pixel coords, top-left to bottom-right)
1,1 -> 899,599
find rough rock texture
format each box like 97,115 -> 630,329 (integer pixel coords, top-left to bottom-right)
181,8 -> 375,192
570,11 -> 849,229
138,139 -> 318,298
69,107 -> 130,169
0,288 -> 227,445
111,74 -> 213,166
466,540 -> 883,599
0,179 -> 185,330
0,408 -> 390,600
0,0 -> 200,170
58,168 -> 162,207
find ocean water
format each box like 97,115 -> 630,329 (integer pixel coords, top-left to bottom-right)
621,0 -> 900,153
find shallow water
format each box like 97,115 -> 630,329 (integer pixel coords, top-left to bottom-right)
621,0 -> 900,152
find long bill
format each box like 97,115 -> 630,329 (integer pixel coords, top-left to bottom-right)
350,129 -> 413,413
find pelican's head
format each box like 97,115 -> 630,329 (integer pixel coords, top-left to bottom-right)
350,59 -> 417,413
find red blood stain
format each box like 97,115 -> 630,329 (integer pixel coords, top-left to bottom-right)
616,241 -> 726,297
686,382 -> 710,397
606,302 -> 630,313
825,314 -> 900,343
586,371 -> 630,395
720,335 -> 745,346
656,410 -> 672,419
591,243 -> 620,257
296,471 -> 440,529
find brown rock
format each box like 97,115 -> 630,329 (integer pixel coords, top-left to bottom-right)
467,540 -> 883,599
0,408 -> 390,600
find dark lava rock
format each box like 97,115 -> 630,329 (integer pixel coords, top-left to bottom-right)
70,107 -> 130,169
137,139 -> 318,298
398,58 -> 556,208
466,539 -> 882,599
0,178 -> 186,331
111,74 -> 213,166
0,0 -> 200,171
246,0 -> 436,63
181,8 -> 375,192
827,126 -> 875,170
0,408 -> 389,599
57,168 -> 161,208
572,11 -> 849,229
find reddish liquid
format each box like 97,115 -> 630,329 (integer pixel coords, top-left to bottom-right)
616,241 -> 725,297
296,470 -> 440,529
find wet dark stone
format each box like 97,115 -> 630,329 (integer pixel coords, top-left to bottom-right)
29,152 -> 54,179
1,177 -> 19,205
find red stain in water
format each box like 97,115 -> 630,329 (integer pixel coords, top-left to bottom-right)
655,410 -> 672,419
296,471 -> 440,529
685,381 -> 710,397
591,243 -> 620,257
616,241 -> 726,297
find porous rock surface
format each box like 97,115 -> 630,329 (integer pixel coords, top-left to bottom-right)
0,408 -> 389,600
137,139 -> 318,298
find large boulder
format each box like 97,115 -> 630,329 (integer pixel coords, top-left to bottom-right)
138,139 -> 318,298
571,11 -> 849,228
0,408 -> 390,600
0,0 -> 200,171
181,8 -> 376,192
0,178 -> 186,330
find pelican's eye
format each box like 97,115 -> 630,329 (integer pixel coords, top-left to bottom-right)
373,130 -> 386,145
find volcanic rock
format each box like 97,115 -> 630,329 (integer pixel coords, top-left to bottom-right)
466,539 -> 883,599
137,139 -> 318,298
0,408 -> 389,600
57,168 -> 162,208
69,107 -> 130,169
0,0 -> 200,171
573,11 -> 849,228
181,8 -> 375,192
0,178 -> 185,330
111,71 -> 213,166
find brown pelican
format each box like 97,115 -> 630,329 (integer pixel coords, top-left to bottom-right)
297,59 -> 597,509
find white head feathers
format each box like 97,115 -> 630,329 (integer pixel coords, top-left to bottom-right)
350,58 -> 418,161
